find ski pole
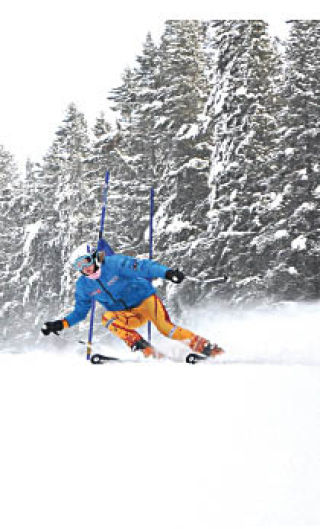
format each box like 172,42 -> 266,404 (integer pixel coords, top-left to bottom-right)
185,274 -> 229,284
148,187 -> 154,343
86,171 -> 110,360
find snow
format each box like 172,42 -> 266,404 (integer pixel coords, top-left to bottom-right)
313,185 -> 320,198
251,229 -> 289,254
294,202 -> 315,214
235,85 -> 246,96
298,168 -> 308,180
269,192 -> 283,210
274,229 -> 288,240
230,188 -> 237,201
23,271 -> 41,304
177,123 -> 199,139
165,215 -> 192,234
168,158 -> 209,176
285,147 -> 294,155
140,100 -> 163,112
291,235 -> 307,251
154,116 -> 169,128
235,275 -> 263,287
1,302 -> 320,529
0,301 -> 11,319
23,220 -> 43,255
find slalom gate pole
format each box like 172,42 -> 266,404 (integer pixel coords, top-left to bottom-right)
98,171 -> 110,243
86,242 -> 96,360
148,187 -> 154,343
86,170 -> 110,361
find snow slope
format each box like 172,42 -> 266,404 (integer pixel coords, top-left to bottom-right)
0,302 -> 320,529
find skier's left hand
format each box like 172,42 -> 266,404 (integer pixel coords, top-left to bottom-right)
165,269 -> 184,284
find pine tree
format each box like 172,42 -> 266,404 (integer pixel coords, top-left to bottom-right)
197,20 -> 283,303
130,32 -> 161,183
43,103 -> 91,313
151,21 -> 216,309
259,20 -> 320,299
0,146 -> 27,345
156,20 -> 210,186
108,46 -> 160,256
87,112 -> 129,252
21,160 -> 62,331
86,113 -> 112,240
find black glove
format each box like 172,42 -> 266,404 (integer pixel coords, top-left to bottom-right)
165,269 -> 185,284
41,320 -> 64,336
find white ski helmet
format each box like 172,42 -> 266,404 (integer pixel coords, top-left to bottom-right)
69,243 -> 96,272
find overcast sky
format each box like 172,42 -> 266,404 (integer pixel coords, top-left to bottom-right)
0,0 -> 312,170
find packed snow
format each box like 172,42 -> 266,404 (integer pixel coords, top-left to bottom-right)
1,301 -> 320,529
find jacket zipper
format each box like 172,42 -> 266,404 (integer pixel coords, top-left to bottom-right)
96,279 -> 129,310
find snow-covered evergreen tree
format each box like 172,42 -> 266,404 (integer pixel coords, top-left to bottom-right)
132,31 -> 160,181
86,113 -> 118,248
257,20 -> 320,299
196,20 -> 283,303
150,20 -> 212,309
21,160 -> 62,328
0,146 -> 27,344
42,103 -> 91,312
108,45 -> 161,256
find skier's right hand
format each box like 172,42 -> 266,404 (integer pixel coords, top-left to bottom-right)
41,320 -> 64,336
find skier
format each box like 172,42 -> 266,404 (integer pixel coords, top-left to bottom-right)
41,242 -> 224,358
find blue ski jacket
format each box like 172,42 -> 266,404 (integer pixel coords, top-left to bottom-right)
65,254 -> 169,327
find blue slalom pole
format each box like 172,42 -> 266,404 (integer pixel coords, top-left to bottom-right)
86,171 -> 110,361
86,244 -> 96,360
148,187 -> 154,343
98,171 -> 109,242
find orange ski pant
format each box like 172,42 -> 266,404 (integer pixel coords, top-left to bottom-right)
102,294 -> 195,348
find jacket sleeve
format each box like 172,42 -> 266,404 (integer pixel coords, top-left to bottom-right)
64,281 -> 91,327
113,255 -> 169,280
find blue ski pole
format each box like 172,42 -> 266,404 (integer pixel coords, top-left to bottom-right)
86,171 -> 110,361
148,187 -> 154,343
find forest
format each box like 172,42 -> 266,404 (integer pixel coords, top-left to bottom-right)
1,20 -> 320,348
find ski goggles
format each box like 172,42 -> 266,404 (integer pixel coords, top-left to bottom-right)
73,254 -> 94,272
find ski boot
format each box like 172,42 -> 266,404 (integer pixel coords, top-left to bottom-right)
189,335 -> 224,358
131,337 -> 157,358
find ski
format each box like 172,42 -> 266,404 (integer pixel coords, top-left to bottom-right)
90,352 -> 212,365
185,352 -> 211,364
91,354 -> 127,364
90,353 -> 161,364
